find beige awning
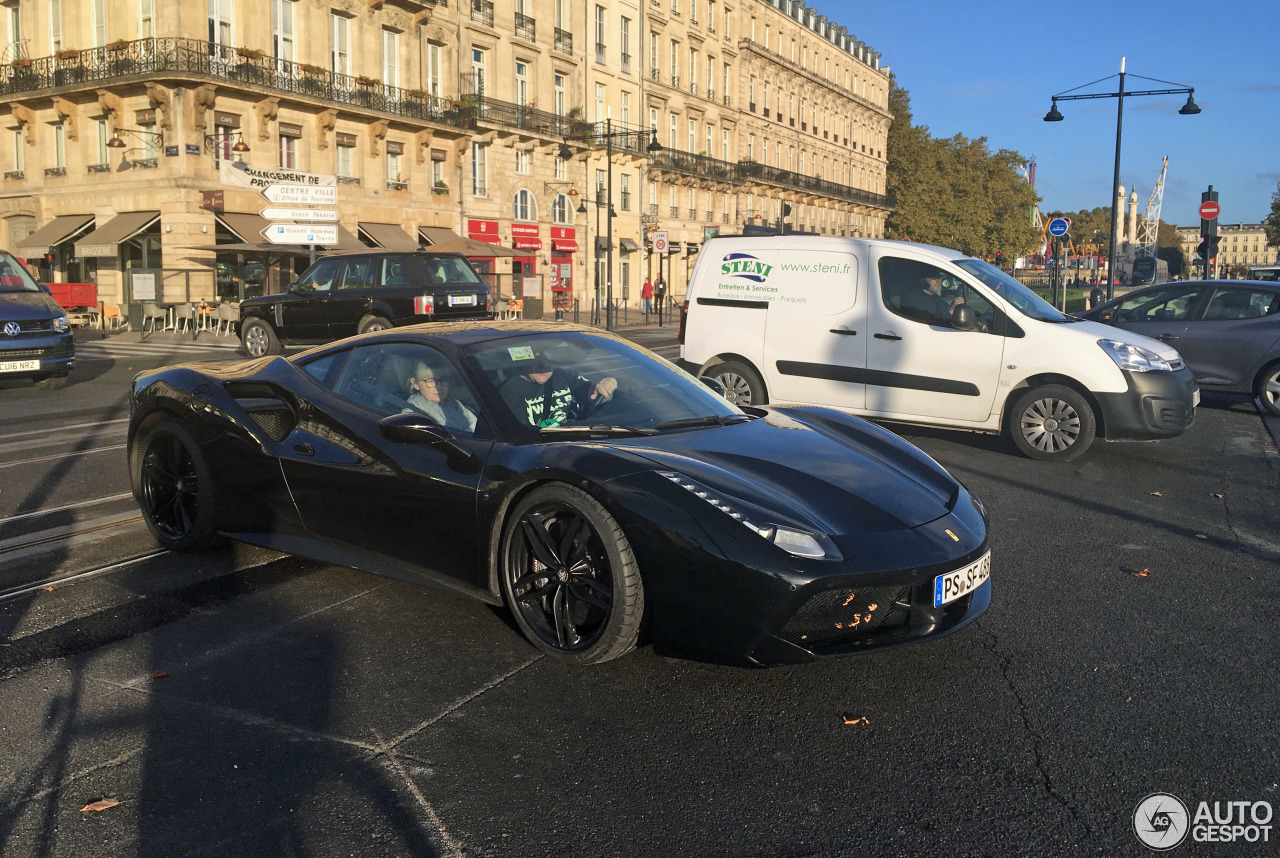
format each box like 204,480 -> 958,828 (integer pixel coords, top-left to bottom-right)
358,221 -> 418,251
619,238 -> 641,252
15,214 -> 94,257
417,226 -> 521,257
216,212 -> 272,243
329,225 -> 365,251
75,211 -> 160,258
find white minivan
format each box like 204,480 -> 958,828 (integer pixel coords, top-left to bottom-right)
677,237 -> 1198,461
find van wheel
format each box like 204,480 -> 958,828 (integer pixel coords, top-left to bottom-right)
241,318 -> 280,357
358,315 -> 392,335
1007,385 -> 1096,462
1255,361 -> 1280,417
711,361 -> 766,406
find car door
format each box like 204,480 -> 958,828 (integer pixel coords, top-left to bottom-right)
864,251 -> 1005,424
325,255 -> 374,340
761,249 -> 865,410
1172,286 -> 1280,387
279,341 -> 494,587
279,257 -> 342,341
1100,284 -> 1209,349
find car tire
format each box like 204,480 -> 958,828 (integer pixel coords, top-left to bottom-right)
132,419 -> 225,552
711,360 -> 767,406
1256,361 -> 1280,417
358,315 -> 392,335
1006,384 -> 1097,462
499,483 -> 644,665
32,373 -> 69,390
241,318 -> 280,358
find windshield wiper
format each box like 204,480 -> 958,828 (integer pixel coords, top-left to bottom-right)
654,414 -> 753,431
539,425 -> 659,437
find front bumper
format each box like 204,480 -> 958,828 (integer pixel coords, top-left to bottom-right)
0,334 -> 75,380
1095,365 -> 1197,440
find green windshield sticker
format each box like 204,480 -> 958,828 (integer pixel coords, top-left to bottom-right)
508,345 -> 535,361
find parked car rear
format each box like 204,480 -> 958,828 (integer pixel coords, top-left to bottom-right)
0,250 -> 75,390
237,250 -> 493,356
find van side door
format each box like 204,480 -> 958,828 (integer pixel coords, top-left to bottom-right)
864,251 -> 1005,424
761,249 -> 865,410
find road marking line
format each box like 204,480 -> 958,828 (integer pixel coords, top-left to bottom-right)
0,492 -> 135,526
0,550 -> 167,603
0,443 -> 127,469
0,417 -> 129,441
372,729 -> 464,858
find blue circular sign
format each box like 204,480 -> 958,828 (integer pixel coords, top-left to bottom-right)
1048,218 -> 1070,237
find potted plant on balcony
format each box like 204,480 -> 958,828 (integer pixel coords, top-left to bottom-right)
106,39 -> 136,74
299,63 -> 327,95
352,75 -> 384,108
232,46 -> 267,83
444,95 -> 479,128
53,48 -> 85,85
433,179 -> 449,196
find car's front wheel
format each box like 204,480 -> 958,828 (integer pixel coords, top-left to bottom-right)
1255,361 -> 1280,417
710,360 -> 766,406
499,484 -> 644,665
132,419 -> 224,552
241,318 -> 280,357
1007,384 -> 1097,462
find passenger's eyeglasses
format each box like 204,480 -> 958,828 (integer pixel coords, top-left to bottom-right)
419,377 -> 452,388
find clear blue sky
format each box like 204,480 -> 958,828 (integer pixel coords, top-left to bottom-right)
828,0 -> 1280,228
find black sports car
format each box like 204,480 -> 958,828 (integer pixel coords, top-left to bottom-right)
128,322 -> 991,665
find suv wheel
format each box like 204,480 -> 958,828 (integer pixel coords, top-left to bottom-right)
241,318 -> 280,357
358,315 -> 392,335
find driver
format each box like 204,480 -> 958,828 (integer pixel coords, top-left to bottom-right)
498,350 -> 617,428
900,271 -> 963,325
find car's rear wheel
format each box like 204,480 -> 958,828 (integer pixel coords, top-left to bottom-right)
32,373 -> 69,390
1255,361 -> 1280,417
358,315 -> 392,335
241,318 -> 280,357
710,360 -> 766,406
1007,384 -> 1096,462
133,419 -> 224,552
499,484 -> 643,665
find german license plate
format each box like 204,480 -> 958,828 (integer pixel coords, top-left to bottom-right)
0,360 -> 39,373
934,551 -> 991,606
448,294 -> 476,306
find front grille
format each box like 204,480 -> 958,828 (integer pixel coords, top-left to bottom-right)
778,585 -> 909,649
0,343 -> 75,360
1169,359 -> 1185,371
6,319 -> 54,333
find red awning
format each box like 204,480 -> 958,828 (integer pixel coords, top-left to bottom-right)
468,232 -> 500,245
552,239 -> 578,252
513,238 -> 543,250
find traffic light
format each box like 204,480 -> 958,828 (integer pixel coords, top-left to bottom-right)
994,252 -> 1003,268
1203,235 -> 1220,261
781,202 -> 792,218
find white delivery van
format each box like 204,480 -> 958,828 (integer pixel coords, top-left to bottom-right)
677,237 -> 1198,461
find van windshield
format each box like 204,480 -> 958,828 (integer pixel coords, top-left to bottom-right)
954,259 -> 1067,322
0,255 -> 41,293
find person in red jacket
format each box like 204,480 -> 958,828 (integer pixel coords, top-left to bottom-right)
641,277 -> 653,317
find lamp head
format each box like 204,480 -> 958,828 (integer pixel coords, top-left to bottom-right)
1043,100 -> 1064,122
576,200 -> 587,214
646,129 -> 663,153
558,142 -> 574,161
107,132 -> 126,149
1178,92 -> 1201,115
231,133 -> 250,153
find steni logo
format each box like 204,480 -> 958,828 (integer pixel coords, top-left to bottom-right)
720,252 -> 773,283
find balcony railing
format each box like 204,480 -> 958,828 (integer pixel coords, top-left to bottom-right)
387,180 -> 408,191
764,108 -> 770,118
650,67 -> 660,80
706,88 -> 714,102
670,74 -> 679,87
649,150 -> 895,210
621,53 -> 631,74
595,44 -> 606,64
705,211 -> 713,222
471,0 -> 494,26
689,81 -> 697,95
514,12 -> 536,40
337,176 -> 361,185
649,204 -> 658,215
44,166 -> 66,177
4,170 -> 24,180
554,28 -> 572,53
721,212 -> 728,223
87,163 -> 111,173
723,94 -> 730,106
136,158 -> 158,169
688,208 -> 696,219
669,206 -> 679,217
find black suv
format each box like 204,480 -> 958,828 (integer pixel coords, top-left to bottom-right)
0,250 -> 75,390
238,251 -> 492,357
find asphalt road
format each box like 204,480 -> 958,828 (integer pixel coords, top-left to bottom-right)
1,324 -> 1278,857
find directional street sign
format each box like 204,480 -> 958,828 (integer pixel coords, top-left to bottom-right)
653,230 -> 670,254
1048,217 -> 1070,237
259,207 -> 339,223
261,223 -> 338,245
259,183 -> 338,206
1199,200 -> 1220,220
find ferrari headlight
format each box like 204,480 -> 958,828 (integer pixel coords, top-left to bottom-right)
1098,339 -> 1172,373
52,315 -> 70,333
658,471 -> 834,560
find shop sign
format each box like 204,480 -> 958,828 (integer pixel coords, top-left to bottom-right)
202,190 -> 224,211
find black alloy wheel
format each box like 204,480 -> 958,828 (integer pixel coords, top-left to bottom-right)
134,420 -> 223,551
500,484 -> 643,664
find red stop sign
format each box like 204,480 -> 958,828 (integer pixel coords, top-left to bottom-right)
1199,200 -> 1220,220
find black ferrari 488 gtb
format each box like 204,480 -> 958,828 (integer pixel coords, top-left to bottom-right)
129,321 -> 991,665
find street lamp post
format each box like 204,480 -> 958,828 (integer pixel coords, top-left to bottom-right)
559,120 -> 661,331
1044,57 -> 1200,301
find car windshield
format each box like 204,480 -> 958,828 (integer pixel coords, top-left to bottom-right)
954,259 -> 1067,322
417,256 -> 484,287
0,256 -> 41,293
465,332 -> 744,435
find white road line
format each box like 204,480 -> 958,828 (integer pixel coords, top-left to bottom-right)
0,417 -> 129,441
0,443 -> 127,469
0,425 -> 127,456
0,492 -> 135,526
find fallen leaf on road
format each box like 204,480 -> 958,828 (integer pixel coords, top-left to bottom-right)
1126,697 -> 1132,703
1210,493 -> 1224,499
842,715 -> 870,726
1148,491 -> 1163,497
151,670 -> 168,679
40,587 -> 54,592
80,798 -> 120,813
1131,569 -> 1150,578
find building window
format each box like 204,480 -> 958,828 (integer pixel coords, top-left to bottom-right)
140,122 -> 158,159
650,32 -> 659,75
747,134 -> 754,160
12,129 -> 23,174
595,169 -> 604,197
336,140 -> 353,178
669,113 -> 676,150
7,5 -> 22,57
512,189 -> 537,221
426,43 -> 441,96
620,173 -> 631,210
386,150 -> 401,184
516,149 -> 530,174
330,13 -> 349,75
471,47 -> 486,95
212,123 -> 235,163
554,73 -> 566,115
471,143 -> 488,196
621,91 -> 631,126
516,61 -> 529,106
273,0 -> 295,63
279,135 -> 297,169
382,29 -> 399,88
53,124 -> 66,169
595,83 -> 606,123
687,118 -> 695,153
551,194 -> 570,224
49,0 -> 62,52
594,5 -> 605,61
431,157 -> 445,188
554,156 -> 565,180
95,119 -> 109,165
621,16 -> 631,71
208,0 -> 231,53
722,128 -> 728,160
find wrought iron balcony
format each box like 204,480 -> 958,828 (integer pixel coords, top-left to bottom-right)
471,0 -> 494,26
706,88 -> 714,101
87,163 -> 111,173
688,208 -> 696,219
689,81 -> 697,95
135,158 -> 158,169
649,203 -> 658,215
650,67 -> 660,80
515,13 -> 536,40
387,180 -> 409,191
705,211 -> 713,222
669,206 -> 679,217
44,166 -> 66,177
337,176 -> 361,185
4,170 -> 23,180
554,28 -> 572,53
670,74 -> 679,87
621,53 -> 631,74
723,94 -> 730,106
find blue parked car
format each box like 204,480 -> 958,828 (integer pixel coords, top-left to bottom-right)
0,249 -> 75,390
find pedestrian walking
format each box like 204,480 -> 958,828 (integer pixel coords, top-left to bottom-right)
641,277 -> 653,318
654,275 -> 667,322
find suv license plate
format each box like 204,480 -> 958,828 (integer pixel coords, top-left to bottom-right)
933,551 -> 991,607
448,295 -> 476,306
0,360 -> 39,373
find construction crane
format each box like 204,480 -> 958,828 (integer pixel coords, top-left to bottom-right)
1135,156 -> 1169,259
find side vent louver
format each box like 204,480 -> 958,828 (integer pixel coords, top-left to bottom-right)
225,382 -> 297,442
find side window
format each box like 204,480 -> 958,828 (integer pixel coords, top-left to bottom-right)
328,342 -> 484,434
299,351 -> 346,385
1115,286 -> 1203,322
295,258 -> 341,293
374,256 -> 410,288
1202,288 -> 1279,321
877,257 -> 957,326
336,257 -> 371,290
